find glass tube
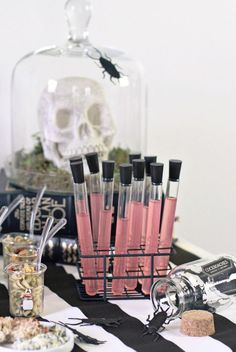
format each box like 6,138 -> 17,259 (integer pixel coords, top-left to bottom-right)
156,180 -> 179,276
125,178 -> 144,290
112,182 -> 132,295
73,182 -> 97,296
97,174 -> 114,290
142,183 -> 162,294
89,172 -> 102,243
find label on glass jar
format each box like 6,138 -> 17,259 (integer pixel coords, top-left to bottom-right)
202,257 -> 233,277
22,289 -> 33,311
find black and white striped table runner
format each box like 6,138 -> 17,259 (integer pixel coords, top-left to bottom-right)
0,242 -> 236,352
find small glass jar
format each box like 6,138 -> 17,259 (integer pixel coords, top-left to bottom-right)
151,255 -> 236,320
5,263 -> 47,317
5,244 -> 38,268
1,233 -> 33,270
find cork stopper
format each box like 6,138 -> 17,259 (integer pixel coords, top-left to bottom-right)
180,310 -> 215,337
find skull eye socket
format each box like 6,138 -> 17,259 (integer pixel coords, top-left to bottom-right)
55,109 -> 72,129
87,104 -> 102,126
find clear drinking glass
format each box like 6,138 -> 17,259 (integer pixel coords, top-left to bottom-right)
5,244 -> 38,268
1,233 -> 33,270
5,263 -> 47,317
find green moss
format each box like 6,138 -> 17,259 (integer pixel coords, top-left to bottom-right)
13,135 -> 130,192
108,146 -> 130,173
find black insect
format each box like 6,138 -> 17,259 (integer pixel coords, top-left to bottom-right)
87,48 -> 123,83
142,305 -> 171,342
67,317 -> 123,328
55,321 -> 106,345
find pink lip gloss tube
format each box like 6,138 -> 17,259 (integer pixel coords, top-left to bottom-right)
97,160 -> 115,291
139,156 -> 157,276
112,164 -> 132,295
85,152 -> 102,243
156,159 -> 182,276
70,157 -> 97,296
125,159 -> 145,290
142,163 -> 164,295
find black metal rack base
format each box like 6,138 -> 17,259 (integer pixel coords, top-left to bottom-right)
76,245 -> 174,301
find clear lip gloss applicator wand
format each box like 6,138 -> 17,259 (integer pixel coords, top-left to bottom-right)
70,157 -> 97,296
97,160 -> 115,291
112,163 -> 132,295
85,152 -> 102,243
156,159 -> 182,276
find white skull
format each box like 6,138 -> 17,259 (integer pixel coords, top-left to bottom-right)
38,77 -> 115,168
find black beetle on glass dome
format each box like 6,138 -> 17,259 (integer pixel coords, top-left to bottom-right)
87,47 -> 124,83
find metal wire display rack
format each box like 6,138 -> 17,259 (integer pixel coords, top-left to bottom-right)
76,246 -> 174,301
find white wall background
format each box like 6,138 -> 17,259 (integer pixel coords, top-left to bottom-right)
1,0 -> 236,255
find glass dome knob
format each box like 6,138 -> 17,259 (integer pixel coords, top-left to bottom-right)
65,0 -> 92,44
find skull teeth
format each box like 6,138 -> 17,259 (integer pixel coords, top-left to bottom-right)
60,144 -> 107,159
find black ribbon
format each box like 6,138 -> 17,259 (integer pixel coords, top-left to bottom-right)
213,313 -> 236,351
45,264 -> 184,352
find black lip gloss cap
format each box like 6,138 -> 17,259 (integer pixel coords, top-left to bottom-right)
133,159 -> 145,180
129,152 -> 141,164
102,160 -> 115,180
150,163 -> 164,185
120,163 -> 132,185
169,159 -> 182,181
69,157 -> 84,184
85,152 -> 99,174
144,156 -> 157,176
69,155 -> 82,164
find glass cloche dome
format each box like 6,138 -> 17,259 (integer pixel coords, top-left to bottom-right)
10,0 -> 146,193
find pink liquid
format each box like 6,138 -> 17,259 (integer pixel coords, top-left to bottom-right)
142,199 -> 162,295
97,209 -> 113,290
139,205 -> 149,283
156,197 -> 177,276
90,193 -> 102,243
76,211 -> 97,296
112,218 -> 129,295
125,201 -> 143,290
141,205 -> 148,247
